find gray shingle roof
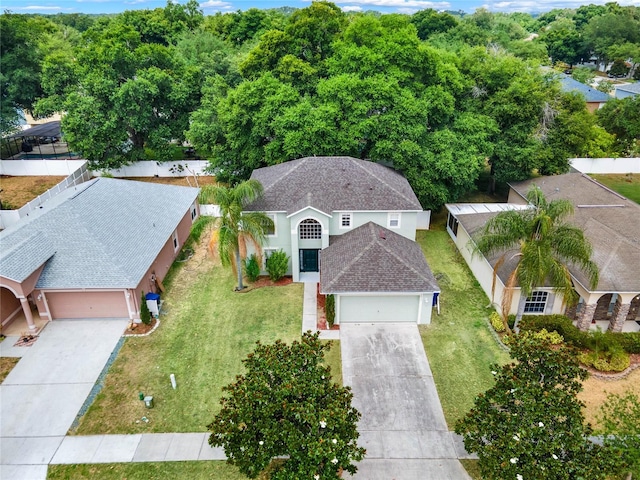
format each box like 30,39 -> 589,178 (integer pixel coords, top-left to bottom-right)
320,222 -> 439,293
0,178 -> 199,289
559,76 -> 611,103
245,156 -> 422,214
616,83 -> 640,94
0,232 -> 55,282
454,173 -> 640,292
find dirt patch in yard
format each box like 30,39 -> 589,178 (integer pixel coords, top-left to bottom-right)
579,368 -> 640,429
122,176 -> 217,188
0,175 -> 66,209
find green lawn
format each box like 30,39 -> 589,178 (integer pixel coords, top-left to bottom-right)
591,173 -> 640,204
47,461 -> 245,479
73,247 -> 303,434
417,226 -> 510,428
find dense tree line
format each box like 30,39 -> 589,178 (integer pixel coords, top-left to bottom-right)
2,1 -> 639,209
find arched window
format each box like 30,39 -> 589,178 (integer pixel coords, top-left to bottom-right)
299,219 -> 322,239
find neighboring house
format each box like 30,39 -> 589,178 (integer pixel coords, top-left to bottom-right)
245,156 -> 439,324
615,82 -> 640,99
0,178 -> 199,332
559,75 -> 611,112
445,173 -> 640,332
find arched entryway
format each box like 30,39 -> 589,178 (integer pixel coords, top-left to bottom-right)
0,286 -> 39,334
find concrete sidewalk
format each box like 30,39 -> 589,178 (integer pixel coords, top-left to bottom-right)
341,324 -> 471,480
301,281 -> 339,340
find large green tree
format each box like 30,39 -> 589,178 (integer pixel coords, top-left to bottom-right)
598,390 -> 640,479
208,332 -> 365,479
199,180 -> 273,291
455,334 -> 615,479
597,96 -> 640,155
474,186 -> 599,332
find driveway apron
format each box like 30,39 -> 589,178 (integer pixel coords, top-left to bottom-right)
0,319 -> 128,479
340,324 -> 471,479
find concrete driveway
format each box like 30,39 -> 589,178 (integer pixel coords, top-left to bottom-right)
340,324 -> 471,480
0,319 -> 128,479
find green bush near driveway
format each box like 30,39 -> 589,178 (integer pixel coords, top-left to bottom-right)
416,228 -> 510,428
72,249 -> 303,435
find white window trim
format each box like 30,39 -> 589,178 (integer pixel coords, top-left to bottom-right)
523,291 -> 548,314
172,230 -> 179,252
339,212 -> 353,229
266,214 -> 277,237
387,212 -> 401,229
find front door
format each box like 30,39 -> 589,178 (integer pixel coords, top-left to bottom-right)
300,249 -> 319,272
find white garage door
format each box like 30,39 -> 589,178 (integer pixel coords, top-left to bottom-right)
46,291 -> 129,319
339,295 -> 419,323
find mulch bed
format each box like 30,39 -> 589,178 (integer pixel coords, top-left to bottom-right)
123,318 -> 157,335
317,285 -> 339,331
239,276 -> 293,292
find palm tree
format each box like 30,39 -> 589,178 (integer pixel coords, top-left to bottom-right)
474,185 -> 599,333
199,180 -> 273,291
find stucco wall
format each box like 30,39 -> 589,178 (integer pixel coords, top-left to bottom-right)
1,287 -> 21,324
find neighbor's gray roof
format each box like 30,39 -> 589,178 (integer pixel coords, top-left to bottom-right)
616,83 -> 640,94
0,178 -> 199,289
453,173 -> 640,293
320,222 -> 439,294
559,76 -> 611,103
245,156 -> 422,214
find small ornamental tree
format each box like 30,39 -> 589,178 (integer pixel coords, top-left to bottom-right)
455,334 -> 615,480
140,292 -> 151,325
208,331 -> 365,479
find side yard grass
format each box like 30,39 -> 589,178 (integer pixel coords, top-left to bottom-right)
416,227 -> 510,428
591,173 -> 640,204
73,239 -> 303,435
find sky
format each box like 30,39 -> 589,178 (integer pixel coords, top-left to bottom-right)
4,0 -> 640,16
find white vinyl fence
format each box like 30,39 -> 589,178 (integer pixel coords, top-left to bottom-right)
98,160 -> 210,178
0,159 -> 88,176
570,158 -> 640,174
1,161 -> 92,230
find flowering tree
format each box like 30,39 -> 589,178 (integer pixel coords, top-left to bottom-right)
455,334 -> 615,479
208,331 -> 365,479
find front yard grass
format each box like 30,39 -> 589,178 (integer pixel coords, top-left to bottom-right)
47,461 -> 244,479
416,227 -> 510,428
73,240 -> 303,434
0,357 -> 20,383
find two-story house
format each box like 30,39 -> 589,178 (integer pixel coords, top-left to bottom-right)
244,156 -> 440,325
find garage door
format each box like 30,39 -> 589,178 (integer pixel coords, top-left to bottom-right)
46,291 -> 129,319
339,295 -> 419,323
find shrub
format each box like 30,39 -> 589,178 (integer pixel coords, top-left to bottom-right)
507,314 -> 516,330
140,292 -> 151,325
532,328 -> 564,345
579,348 -> 630,373
519,315 -> 590,348
265,250 -> 289,281
611,332 -> 640,354
243,254 -> 260,282
326,294 -> 335,328
490,312 -> 505,332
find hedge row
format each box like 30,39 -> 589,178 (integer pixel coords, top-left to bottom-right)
519,314 -> 640,354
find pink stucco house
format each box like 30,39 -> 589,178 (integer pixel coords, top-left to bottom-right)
0,178 -> 199,332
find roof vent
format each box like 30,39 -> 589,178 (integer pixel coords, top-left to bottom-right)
379,230 -> 386,240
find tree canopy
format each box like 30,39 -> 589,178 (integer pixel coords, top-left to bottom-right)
5,2 -> 636,207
